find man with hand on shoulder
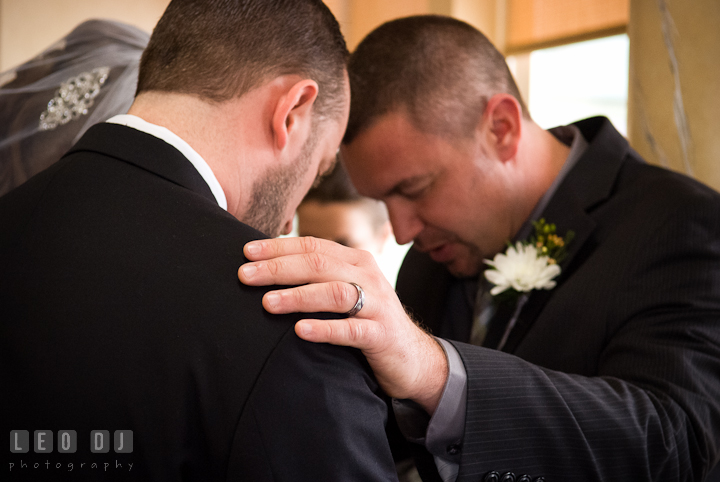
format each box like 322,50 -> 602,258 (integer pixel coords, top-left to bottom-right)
239,15 -> 720,482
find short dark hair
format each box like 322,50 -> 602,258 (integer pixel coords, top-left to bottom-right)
344,15 -> 528,143
137,0 -> 349,120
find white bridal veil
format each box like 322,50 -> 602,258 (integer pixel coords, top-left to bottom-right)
0,19 -> 149,197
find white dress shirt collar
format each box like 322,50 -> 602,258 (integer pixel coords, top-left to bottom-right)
106,114 -> 228,211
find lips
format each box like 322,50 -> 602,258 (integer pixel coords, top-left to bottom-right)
427,243 -> 455,264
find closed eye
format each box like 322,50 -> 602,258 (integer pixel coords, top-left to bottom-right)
394,175 -> 434,200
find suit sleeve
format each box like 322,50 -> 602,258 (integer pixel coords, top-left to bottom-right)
452,194 -> 720,481
226,327 -> 399,481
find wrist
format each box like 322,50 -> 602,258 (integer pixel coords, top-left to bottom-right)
411,334 -> 449,414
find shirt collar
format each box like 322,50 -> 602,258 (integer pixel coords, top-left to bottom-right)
106,114 -> 228,211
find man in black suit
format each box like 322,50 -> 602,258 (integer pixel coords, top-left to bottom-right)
238,16 -> 720,481
1,1 -> 398,480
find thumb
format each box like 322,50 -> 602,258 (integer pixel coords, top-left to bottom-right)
295,318 -> 383,351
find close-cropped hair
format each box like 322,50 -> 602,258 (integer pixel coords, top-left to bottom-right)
137,0 -> 349,120
344,15 -> 528,143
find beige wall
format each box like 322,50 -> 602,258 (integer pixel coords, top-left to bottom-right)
0,0 -> 169,71
0,0 -> 504,72
627,0 -> 720,190
7,0 -> 718,189
323,0 -> 351,41
451,0 -> 504,50
347,0 -> 431,49
344,0 -> 501,50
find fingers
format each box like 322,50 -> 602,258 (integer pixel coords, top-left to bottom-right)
244,236 -> 364,264
295,317 -> 384,351
262,281 -> 362,315
239,251 -> 357,286
239,242 -> 379,287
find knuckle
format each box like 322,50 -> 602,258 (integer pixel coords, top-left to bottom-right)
330,282 -> 352,307
324,319 -> 337,340
305,252 -> 328,275
292,287 -> 307,305
266,259 -> 281,276
364,320 -> 382,346
263,240 -> 276,256
301,236 -> 319,253
348,319 -> 364,343
357,249 -> 374,265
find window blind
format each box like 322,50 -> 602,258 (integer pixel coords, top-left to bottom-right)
506,0 -> 629,53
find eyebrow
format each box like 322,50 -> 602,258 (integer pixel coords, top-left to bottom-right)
384,173 -> 433,198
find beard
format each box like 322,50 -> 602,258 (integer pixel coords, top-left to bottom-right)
241,133 -> 317,238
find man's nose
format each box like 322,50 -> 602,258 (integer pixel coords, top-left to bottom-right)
386,199 -> 423,245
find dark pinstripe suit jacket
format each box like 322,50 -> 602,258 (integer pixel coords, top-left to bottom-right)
0,123 -> 398,481
396,118 -> 720,482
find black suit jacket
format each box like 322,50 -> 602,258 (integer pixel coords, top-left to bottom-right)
1,123 -> 398,481
396,118 -> 720,481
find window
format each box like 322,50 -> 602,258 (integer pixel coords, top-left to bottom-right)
509,34 -> 629,135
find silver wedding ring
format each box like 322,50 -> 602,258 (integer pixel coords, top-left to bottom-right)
345,282 -> 365,317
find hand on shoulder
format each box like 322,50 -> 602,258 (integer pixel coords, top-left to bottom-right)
238,236 -> 448,413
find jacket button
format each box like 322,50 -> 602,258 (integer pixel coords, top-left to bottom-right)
446,443 -> 461,455
500,472 -> 516,482
483,471 -> 500,482
517,476 -> 532,482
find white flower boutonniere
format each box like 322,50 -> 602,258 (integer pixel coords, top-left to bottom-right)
484,219 -> 574,301
484,242 -> 561,296
483,219 -> 574,351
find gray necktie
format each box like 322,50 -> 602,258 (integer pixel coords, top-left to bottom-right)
469,280 -> 495,346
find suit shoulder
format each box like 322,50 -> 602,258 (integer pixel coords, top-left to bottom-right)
228,328 -> 397,481
623,159 -> 720,208
605,158 -> 720,237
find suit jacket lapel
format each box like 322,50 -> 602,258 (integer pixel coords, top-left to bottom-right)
491,117 -> 631,353
497,187 -> 596,352
65,123 -> 218,205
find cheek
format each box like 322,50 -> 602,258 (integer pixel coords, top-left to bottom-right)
419,185 -> 470,226
297,170 -> 320,201
287,188 -> 310,222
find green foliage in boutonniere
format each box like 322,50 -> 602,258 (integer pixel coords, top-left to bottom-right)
530,218 -> 575,264
484,219 -> 574,303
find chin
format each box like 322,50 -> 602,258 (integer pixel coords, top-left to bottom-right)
445,259 -> 482,279
439,246 -> 484,278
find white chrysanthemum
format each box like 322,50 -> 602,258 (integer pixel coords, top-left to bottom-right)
484,242 -> 561,296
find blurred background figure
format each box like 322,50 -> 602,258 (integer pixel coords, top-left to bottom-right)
297,161 -> 408,286
0,19 -> 149,197
297,161 -> 391,254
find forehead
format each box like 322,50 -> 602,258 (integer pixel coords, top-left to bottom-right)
340,112 -> 462,198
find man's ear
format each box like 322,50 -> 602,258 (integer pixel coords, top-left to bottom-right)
481,93 -> 523,162
271,79 -> 319,152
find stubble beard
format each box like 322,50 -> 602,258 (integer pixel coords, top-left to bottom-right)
241,133 -> 317,238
